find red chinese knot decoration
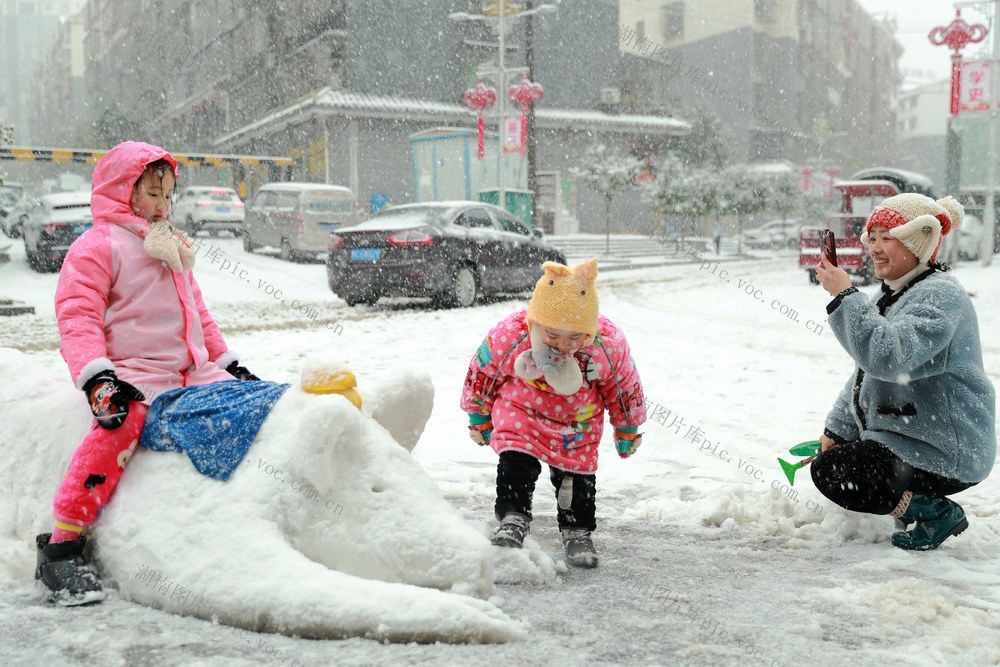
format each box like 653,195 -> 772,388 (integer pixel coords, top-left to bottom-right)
463,79 -> 497,159
507,74 -> 544,155
929,9 -> 988,117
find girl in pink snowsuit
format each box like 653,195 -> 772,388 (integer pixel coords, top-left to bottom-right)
36,141 -> 255,604
461,258 -> 646,567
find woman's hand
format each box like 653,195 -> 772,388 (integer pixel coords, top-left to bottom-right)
819,433 -> 837,453
815,257 -> 853,297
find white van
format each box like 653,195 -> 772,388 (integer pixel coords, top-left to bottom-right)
243,183 -> 358,261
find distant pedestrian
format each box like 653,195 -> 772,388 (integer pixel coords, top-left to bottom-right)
712,221 -> 723,255
461,259 -> 647,568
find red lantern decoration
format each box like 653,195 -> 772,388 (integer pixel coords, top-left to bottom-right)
928,10 -> 988,117
507,74 -> 544,155
463,79 -> 498,159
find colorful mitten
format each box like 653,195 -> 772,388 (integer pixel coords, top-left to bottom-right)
468,412 -> 493,446
82,371 -> 146,430
615,426 -> 642,458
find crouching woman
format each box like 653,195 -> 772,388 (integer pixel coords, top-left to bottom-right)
812,193 -> 995,550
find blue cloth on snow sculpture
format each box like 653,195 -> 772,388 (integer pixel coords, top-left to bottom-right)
140,380 -> 291,481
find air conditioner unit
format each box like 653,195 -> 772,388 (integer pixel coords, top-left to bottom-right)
599,87 -> 621,105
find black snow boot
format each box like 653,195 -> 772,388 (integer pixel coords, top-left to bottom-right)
35,533 -> 105,606
561,527 -> 598,568
491,512 -> 531,548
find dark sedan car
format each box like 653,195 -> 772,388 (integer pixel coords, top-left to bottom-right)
327,201 -> 565,307
23,191 -> 93,272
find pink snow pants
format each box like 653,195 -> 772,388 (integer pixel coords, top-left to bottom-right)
52,403 -> 149,528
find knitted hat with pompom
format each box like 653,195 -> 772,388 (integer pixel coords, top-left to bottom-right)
862,193 -> 964,264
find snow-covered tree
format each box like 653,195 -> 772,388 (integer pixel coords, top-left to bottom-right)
92,106 -> 142,148
678,104 -> 731,169
643,156 -> 724,246
718,166 -> 770,254
571,144 -> 643,255
765,171 -> 804,246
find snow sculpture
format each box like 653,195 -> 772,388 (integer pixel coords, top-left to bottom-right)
0,348 -> 522,643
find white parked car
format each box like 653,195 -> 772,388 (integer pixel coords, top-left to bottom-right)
171,186 -> 245,236
939,213 -> 985,262
741,219 -> 804,249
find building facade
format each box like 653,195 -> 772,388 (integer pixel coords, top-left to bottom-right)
618,0 -> 902,171
25,0 -> 695,232
0,0 -> 86,143
896,78 -> 948,193
29,10 -> 86,146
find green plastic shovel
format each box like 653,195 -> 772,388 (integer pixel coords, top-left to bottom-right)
777,440 -> 821,486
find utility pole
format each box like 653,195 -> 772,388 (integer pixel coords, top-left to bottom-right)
525,0 -> 538,229
931,5 -> 992,264
985,2 -> 999,265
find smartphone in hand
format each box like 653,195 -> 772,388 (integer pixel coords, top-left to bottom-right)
820,230 -> 838,267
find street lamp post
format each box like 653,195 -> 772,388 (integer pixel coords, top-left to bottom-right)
450,2 -> 555,219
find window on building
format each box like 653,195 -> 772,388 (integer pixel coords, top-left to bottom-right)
661,2 -> 684,41
755,0 -> 778,24
908,117 -> 917,131
636,20 -> 645,42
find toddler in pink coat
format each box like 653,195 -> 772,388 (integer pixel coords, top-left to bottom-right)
461,258 -> 646,567
36,141 -> 259,605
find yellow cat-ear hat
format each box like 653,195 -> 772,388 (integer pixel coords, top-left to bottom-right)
527,257 -> 599,338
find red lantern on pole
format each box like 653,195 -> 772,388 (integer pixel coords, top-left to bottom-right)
929,9 -> 988,117
507,73 -> 544,155
463,79 -> 497,159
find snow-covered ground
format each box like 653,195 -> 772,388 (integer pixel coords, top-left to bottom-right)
1,236 -> 998,666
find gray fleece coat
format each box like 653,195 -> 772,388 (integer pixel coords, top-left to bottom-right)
825,269 -> 996,483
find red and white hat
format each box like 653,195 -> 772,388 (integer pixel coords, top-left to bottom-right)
862,193 -> 963,264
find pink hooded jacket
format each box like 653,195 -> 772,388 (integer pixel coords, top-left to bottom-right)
461,310 -> 647,473
55,141 -> 236,402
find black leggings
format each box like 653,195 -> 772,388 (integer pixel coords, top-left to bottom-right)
494,450 -> 597,531
810,440 -> 975,514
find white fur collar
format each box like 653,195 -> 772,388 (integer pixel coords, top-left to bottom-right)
144,221 -> 196,272
513,324 -> 584,396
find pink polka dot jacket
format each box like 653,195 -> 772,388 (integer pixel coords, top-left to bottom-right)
461,309 -> 646,473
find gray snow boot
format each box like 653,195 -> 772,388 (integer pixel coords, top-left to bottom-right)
491,512 -> 531,548
561,527 -> 598,568
891,495 -> 968,551
35,533 -> 105,606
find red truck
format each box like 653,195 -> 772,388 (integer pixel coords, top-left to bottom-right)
800,168 -> 936,284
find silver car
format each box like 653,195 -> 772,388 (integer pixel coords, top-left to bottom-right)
243,183 -> 359,262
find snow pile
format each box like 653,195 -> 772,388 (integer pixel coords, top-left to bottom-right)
491,539 -> 561,585
0,349 -> 523,643
623,482 -> 890,546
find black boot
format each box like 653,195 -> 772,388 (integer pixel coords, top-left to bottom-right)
492,512 -> 531,548
560,527 -> 598,568
35,533 -> 105,606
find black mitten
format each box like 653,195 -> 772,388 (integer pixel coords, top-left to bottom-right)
82,371 -> 145,430
226,360 -> 261,381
